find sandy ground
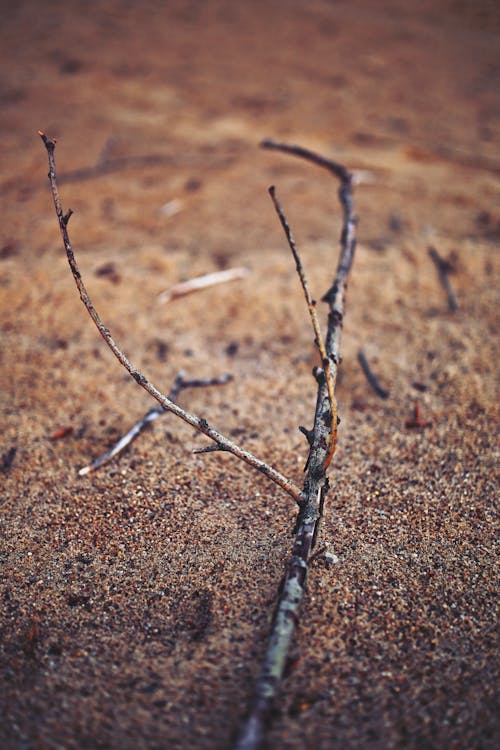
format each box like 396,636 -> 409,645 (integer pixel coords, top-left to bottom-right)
1,1 -> 499,748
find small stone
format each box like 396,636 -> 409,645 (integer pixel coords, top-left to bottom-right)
158,199 -> 183,218
325,552 -> 339,565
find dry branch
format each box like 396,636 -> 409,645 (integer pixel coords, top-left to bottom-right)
158,267 -> 249,304
268,186 -> 337,469
78,372 -> 232,475
40,132 -> 358,750
39,131 -> 301,506
357,350 -> 389,399
59,153 -> 176,183
428,245 -> 458,312
234,140 -> 357,750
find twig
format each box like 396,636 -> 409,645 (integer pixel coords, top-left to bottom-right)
357,350 -> 389,399
405,401 -> 432,429
234,140 -> 356,750
39,131 -> 302,506
268,186 -> 337,470
428,246 -> 458,312
1,447 -> 17,473
51,425 -> 74,440
193,444 -> 229,455
40,132 -> 358,750
59,153 -> 177,184
78,372 -> 232,476
158,267 -> 249,304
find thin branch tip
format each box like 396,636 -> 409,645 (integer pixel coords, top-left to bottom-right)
357,350 -> 390,399
38,130 -> 56,148
269,185 -> 338,470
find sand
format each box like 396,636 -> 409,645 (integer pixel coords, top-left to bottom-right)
1,1 -> 499,748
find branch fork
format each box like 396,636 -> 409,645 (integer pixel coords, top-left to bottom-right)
39,132 -> 357,750
234,139 -> 356,750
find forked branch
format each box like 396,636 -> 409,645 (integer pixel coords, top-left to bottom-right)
39,131 -> 302,505
234,141 -> 356,750
40,132 -> 357,750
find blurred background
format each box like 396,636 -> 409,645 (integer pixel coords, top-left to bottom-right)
1,2 -> 499,750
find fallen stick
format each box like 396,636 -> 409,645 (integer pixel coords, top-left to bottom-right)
357,350 -> 389,399
428,245 -> 458,312
78,372 -> 232,475
158,267 -> 249,304
234,140 -> 357,750
40,132 -> 358,750
50,425 -> 74,440
59,153 -> 177,183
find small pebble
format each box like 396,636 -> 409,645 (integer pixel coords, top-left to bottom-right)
325,552 -> 339,565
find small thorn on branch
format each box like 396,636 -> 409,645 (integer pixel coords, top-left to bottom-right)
63,209 -> 73,225
298,425 -> 314,446
312,366 -> 324,384
357,350 -> 389,399
193,443 -> 227,455
428,245 -> 458,312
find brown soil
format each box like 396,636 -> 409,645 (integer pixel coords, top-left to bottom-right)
1,1 -> 499,749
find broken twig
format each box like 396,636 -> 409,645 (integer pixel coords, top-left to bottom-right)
78,372 -> 232,475
50,425 -> 74,440
405,401 -> 432,429
59,153 -> 177,184
428,246 -> 458,312
39,131 -> 302,506
158,267 -> 249,304
357,350 -> 389,399
234,140 -> 357,750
